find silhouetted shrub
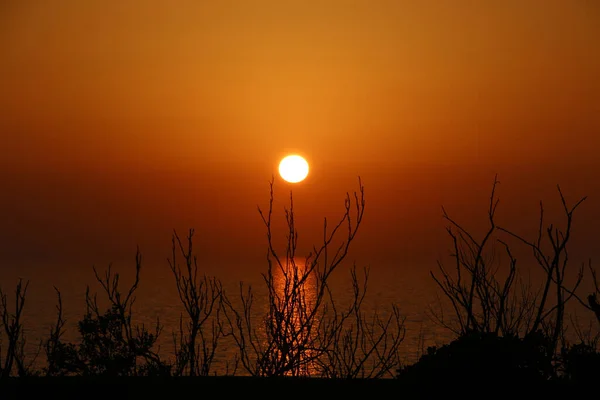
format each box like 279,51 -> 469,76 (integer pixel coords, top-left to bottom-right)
560,343 -> 600,383
45,254 -> 172,377
397,330 -> 554,384
47,305 -> 171,377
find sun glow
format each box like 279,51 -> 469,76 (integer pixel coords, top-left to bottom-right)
278,155 -> 309,183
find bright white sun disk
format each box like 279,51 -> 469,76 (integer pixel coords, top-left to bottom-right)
278,155 -> 309,183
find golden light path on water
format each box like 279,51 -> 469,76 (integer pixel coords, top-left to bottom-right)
268,256 -> 319,376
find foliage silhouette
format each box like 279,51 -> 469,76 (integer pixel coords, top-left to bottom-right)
0,175 -> 598,384
559,342 -> 600,383
397,330 -> 554,384
45,250 -> 170,377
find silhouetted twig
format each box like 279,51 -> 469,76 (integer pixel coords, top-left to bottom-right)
169,228 -> 225,376
223,177 -> 405,378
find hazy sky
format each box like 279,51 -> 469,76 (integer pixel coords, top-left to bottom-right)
1,1 -> 599,275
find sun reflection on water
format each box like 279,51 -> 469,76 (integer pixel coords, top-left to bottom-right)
263,256 -> 321,376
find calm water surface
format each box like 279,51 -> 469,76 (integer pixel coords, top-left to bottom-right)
0,256 -> 594,375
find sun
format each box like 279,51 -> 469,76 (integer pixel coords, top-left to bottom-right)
278,155 -> 309,183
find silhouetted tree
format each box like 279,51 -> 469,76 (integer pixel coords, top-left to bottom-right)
169,228 -> 226,376
46,250 -> 170,376
0,279 -> 38,377
431,177 -> 585,336
223,177 -> 405,378
428,175 -> 591,380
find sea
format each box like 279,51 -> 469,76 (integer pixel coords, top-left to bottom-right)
0,253 -> 596,377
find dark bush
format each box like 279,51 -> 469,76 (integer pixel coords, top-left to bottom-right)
47,305 -> 171,377
397,330 -> 554,384
560,343 -> 600,383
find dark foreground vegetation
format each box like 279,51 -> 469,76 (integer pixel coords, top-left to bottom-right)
1,175 -> 599,396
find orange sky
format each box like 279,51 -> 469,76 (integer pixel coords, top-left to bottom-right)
1,1 -> 599,275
